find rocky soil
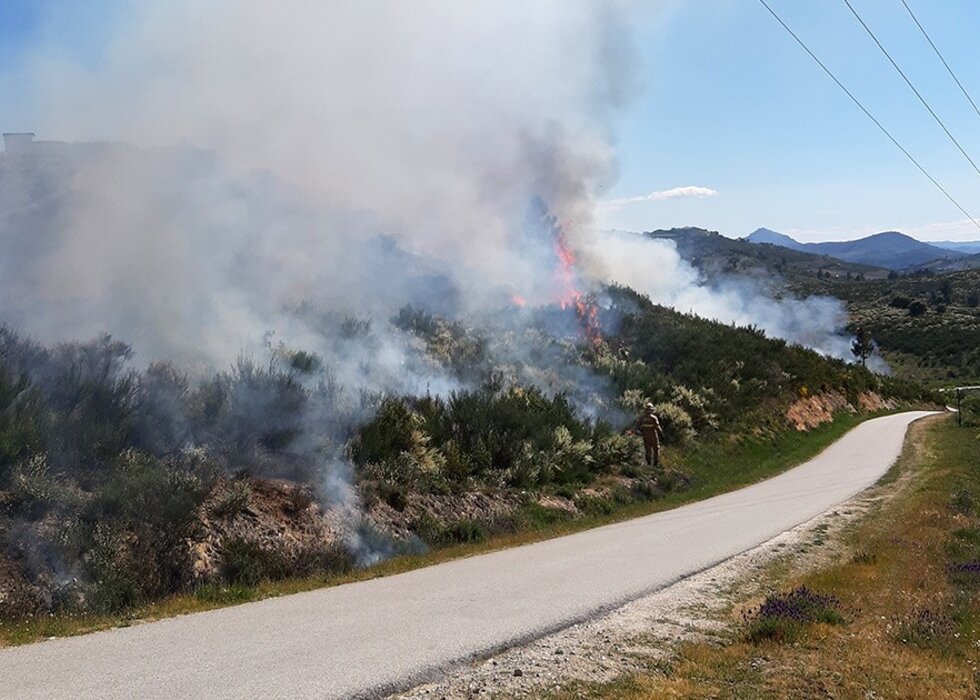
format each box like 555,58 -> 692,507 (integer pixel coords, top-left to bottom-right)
786,391 -> 895,431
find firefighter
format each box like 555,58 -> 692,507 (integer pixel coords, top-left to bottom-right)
636,402 -> 664,468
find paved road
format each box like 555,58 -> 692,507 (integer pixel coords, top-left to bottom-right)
1,411 -> 935,699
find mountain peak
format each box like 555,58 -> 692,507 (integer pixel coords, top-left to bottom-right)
745,228 -> 805,250
745,228 -> 959,270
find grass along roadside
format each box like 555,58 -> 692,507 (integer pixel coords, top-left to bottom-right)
545,412 -> 979,699
0,409 -> 894,647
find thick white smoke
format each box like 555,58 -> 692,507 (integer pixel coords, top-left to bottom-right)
0,3 -> 886,568
1,1 -> 873,376
584,230 -> 885,369
1,1 -> 646,368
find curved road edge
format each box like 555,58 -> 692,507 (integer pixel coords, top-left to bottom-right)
0,410 -> 939,700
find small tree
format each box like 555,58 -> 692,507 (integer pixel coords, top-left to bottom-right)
851,327 -> 875,367
908,300 -> 928,317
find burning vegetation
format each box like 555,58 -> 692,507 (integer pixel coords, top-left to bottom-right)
554,228 -> 604,347
0,1 -> 938,624
0,270 -> 932,620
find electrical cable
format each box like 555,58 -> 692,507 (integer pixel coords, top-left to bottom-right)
842,0 -> 980,180
900,0 -> 980,123
757,0 -> 980,233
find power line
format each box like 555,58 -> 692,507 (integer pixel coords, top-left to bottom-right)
900,0 -> 980,123
842,0 -> 980,180
756,0 -> 980,234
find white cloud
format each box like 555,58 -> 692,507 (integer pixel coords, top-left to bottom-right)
601,185 -> 717,209
905,219 -> 980,242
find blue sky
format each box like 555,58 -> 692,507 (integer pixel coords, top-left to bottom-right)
2,0 -> 980,242
603,0 -> 980,241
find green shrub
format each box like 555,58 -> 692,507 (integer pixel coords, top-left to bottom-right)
73,449 -> 212,609
651,402 -> 696,445
194,583 -> 257,605
408,513 -> 491,547
893,608 -> 955,650
41,336 -> 139,475
220,538 -> 290,587
8,454 -> 61,516
0,370 -> 43,482
670,385 -> 718,432
210,479 -> 253,518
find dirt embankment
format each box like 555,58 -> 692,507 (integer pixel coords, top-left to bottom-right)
1,467 -> 669,618
785,391 -> 896,431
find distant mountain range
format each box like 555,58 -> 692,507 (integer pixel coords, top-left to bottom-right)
639,227 -> 886,284
931,240 -> 980,255
745,228 -> 980,271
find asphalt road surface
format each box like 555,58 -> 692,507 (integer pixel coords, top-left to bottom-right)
1,411 -> 936,699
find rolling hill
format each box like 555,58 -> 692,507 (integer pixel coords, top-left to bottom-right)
931,240 -> 980,255
643,227 -> 887,282
746,228 -> 961,270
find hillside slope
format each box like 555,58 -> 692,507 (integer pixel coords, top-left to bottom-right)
746,229 -> 961,270
0,290 -> 930,621
808,269 -> 980,384
645,227 -> 885,283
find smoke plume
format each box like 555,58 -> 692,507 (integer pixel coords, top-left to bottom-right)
584,230 -> 883,369
0,3 -> 889,576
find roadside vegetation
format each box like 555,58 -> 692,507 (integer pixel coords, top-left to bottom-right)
0,408 -> 868,646
0,284 -> 934,638
798,269 -> 980,385
545,414 -> 980,699
655,229 -> 980,386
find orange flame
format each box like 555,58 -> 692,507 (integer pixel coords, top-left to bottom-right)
511,293 -> 527,307
554,230 -> 602,346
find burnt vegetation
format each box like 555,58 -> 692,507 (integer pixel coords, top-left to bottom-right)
0,287 -> 933,619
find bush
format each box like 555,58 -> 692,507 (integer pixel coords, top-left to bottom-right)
132,362 -> 191,456
409,513 -> 491,547
210,479 -> 253,518
670,385 -> 718,433
220,538 -> 290,587
41,335 -> 139,475
651,402 -> 696,445
743,586 -> 844,643
893,608 -> 955,649
0,370 -> 43,482
908,300 -> 928,317
352,385 -> 602,491
75,449 -> 212,609
7,454 -> 61,516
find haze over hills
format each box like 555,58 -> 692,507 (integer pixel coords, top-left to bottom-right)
745,228 -> 965,270
931,240 -> 980,255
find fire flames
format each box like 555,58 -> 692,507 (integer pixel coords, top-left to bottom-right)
508,204 -> 603,347
553,229 -> 602,346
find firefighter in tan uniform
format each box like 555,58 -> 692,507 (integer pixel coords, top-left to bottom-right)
636,402 -> 664,468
